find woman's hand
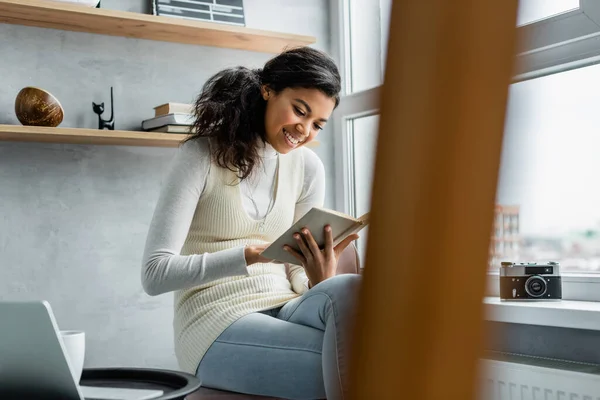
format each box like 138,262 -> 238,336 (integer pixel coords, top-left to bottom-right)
283,225 -> 359,287
245,244 -> 279,265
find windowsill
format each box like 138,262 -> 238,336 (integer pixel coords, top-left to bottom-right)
484,296 -> 600,331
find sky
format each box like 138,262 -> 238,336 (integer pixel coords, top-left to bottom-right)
497,61 -> 600,237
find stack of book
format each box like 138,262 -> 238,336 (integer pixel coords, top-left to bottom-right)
153,0 -> 246,27
142,103 -> 194,133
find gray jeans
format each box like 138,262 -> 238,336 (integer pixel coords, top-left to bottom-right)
196,274 -> 362,400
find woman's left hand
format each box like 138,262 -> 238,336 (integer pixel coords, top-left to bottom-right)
283,225 -> 359,288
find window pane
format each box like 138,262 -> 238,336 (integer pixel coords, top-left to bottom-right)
517,0 -> 579,26
380,0 -> 391,75
494,63 -> 600,273
348,0 -> 391,93
350,115 -> 379,266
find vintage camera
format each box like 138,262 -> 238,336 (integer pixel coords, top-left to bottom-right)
499,261 -> 562,300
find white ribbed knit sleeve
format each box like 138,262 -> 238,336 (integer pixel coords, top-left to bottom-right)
288,148 -> 326,294
141,140 -> 249,296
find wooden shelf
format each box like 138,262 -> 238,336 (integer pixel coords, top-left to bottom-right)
0,125 -> 187,147
0,125 -> 321,148
0,0 -> 315,53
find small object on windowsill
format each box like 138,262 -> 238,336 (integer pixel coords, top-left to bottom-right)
14,87 -> 64,127
499,261 -> 562,301
93,87 -> 115,131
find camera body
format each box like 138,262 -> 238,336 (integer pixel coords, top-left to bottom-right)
499,261 -> 562,301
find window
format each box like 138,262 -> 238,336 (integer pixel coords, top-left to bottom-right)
332,0 -> 388,220
331,0 -> 389,266
346,0 -> 390,93
348,115 -> 379,266
517,0 -> 579,26
332,87 -> 379,217
514,0 -> 600,80
333,0 -> 600,300
493,63 -> 600,274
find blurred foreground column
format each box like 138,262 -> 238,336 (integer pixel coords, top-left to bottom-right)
348,1 -> 518,399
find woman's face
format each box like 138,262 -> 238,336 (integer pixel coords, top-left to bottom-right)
262,86 -> 336,154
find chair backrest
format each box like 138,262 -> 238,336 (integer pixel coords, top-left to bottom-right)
336,243 -> 360,275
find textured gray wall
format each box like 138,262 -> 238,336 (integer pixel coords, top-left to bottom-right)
0,0 -> 331,370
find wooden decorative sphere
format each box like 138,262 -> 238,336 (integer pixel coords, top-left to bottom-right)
15,87 -> 64,127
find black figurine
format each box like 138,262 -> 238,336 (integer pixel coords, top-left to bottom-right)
93,87 -> 115,130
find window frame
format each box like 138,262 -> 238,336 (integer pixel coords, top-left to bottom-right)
515,0 -> 600,81
330,0 -> 382,214
331,0 -> 600,302
332,87 -> 380,214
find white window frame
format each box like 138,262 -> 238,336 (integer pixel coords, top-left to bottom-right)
331,0 -> 600,303
332,87 -> 380,215
515,0 -> 600,81
330,0 -> 382,215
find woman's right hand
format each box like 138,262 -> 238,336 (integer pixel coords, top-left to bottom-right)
244,244 -> 278,265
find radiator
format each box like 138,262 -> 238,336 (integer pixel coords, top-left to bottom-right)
478,353 -> 600,400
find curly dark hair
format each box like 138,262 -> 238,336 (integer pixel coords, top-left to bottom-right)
185,46 -> 341,180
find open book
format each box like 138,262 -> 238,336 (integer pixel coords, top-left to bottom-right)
260,207 -> 370,264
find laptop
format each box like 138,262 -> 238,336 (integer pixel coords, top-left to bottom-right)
0,300 -> 164,400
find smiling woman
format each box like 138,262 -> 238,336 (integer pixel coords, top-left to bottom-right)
263,88 -> 334,153
141,47 -> 361,400
185,47 -> 340,179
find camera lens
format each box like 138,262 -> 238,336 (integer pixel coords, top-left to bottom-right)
525,276 -> 547,297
